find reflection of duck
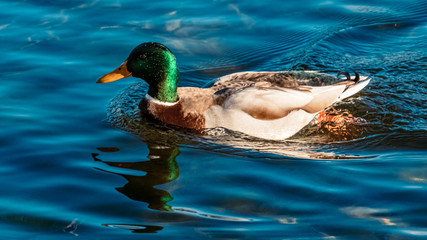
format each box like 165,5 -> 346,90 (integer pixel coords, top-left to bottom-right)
92,143 -> 180,212
97,42 -> 370,140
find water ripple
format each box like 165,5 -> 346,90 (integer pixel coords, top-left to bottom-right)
1,0 -> 426,239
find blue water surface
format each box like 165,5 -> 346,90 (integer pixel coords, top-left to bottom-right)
1,0 -> 426,239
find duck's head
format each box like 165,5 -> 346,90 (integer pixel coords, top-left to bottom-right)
97,42 -> 179,103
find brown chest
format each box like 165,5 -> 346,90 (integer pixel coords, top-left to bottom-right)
139,98 -> 206,131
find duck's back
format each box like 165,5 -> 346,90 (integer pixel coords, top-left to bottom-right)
211,71 -> 300,91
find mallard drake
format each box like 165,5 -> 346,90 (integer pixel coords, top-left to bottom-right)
97,42 -> 370,140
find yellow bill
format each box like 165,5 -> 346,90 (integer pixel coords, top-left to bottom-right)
97,60 -> 132,83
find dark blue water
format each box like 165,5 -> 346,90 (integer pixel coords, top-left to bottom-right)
1,0 -> 426,239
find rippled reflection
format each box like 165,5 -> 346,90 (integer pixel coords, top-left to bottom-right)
341,206 -> 399,226
93,142 -> 180,212
102,223 -> 164,233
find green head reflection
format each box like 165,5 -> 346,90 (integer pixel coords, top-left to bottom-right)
93,142 -> 180,212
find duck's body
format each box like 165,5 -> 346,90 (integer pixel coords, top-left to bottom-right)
98,42 -> 370,140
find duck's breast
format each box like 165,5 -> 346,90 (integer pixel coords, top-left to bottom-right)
139,88 -> 215,130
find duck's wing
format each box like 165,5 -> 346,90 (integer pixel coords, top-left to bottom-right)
212,71 -> 371,120
211,71 -> 300,92
220,87 -> 313,120
218,82 -> 357,120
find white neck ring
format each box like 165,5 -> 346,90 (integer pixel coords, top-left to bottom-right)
145,94 -> 179,106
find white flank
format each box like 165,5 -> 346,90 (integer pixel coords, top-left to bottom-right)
205,107 -> 316,140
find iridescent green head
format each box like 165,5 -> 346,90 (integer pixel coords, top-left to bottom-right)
97,42 -> 179,103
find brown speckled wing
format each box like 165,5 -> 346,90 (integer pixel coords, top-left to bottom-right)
210,71 -> 302,106
211,72 -> 300,92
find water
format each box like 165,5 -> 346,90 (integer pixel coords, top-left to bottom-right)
1,0 -> 426,239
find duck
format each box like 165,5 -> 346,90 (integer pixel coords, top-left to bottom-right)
97,42 -> 370,140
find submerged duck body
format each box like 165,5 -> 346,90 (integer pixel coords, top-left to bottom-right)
98,42 -> 370,140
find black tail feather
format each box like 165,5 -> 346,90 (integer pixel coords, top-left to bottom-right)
337,71 -> 360,83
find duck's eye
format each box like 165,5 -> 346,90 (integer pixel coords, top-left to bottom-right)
138,54 -> 147,60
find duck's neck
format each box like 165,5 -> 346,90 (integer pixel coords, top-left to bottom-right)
148,53 -> 179,103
